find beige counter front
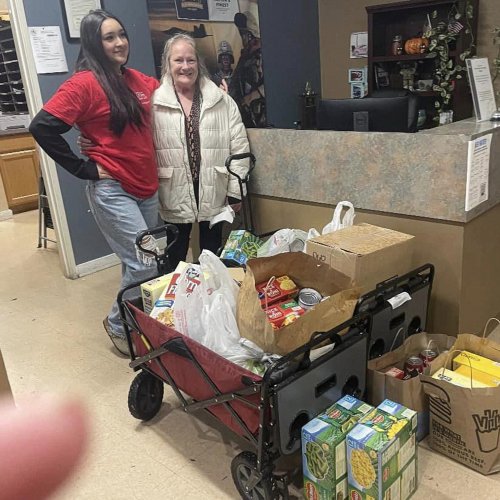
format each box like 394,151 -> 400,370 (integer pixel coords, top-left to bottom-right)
246,120 -> 500,335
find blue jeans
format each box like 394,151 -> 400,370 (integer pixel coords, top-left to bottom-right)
86,180 -> 159,337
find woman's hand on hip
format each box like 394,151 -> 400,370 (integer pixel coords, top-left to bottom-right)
77,134 -> 95,157
97,164 -> 113,180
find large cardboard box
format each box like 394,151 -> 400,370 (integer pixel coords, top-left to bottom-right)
305,223 -> 414,292
0,349 -> 13,404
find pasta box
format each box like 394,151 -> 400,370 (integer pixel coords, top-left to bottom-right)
346,399 -> 417,500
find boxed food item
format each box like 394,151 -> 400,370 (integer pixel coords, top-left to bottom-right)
305,223 -> 414,292
141,273 -> 175,314
220,230 -> 264,265
256,275 -> 299,307
264,299 -> 305,330
346,399 -> 417,500
302,396 -> 375,500
432,367 -> 493,388
149,263 -> 200,326
454,365 -> 500,387
452,350 -> 500,387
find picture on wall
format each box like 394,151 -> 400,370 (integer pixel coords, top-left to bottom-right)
350,31 -> 367,58
348,68 -> 365,83
147,0 -> 266,128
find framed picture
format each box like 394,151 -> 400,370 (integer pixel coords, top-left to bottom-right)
350,32 -> 368,58
351,83 -> 366,99
62,0 -> 102,39
348,68 -> 365,84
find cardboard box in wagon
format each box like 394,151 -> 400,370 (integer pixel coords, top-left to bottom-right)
305,223 -> 414,292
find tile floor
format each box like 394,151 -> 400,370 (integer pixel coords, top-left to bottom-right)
0,210 -> 499,499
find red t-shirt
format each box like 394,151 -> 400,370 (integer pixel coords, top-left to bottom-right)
44,68 -> 160,198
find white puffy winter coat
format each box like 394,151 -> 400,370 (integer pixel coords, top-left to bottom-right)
152,76 -> 250,223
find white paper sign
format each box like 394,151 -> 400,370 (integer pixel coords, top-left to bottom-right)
466,58 -> 497,122
207,0 -> 239,22
465,134 -> 492,211
28,26 -> 68,74
63,0 -> 102,38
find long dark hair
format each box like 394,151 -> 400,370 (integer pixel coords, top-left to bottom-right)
75,10 -> 144,136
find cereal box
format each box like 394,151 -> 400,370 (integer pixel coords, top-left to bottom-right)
302,396 -> 375,500
454,365 -> 500,387
452,350 -> 500,387
346,399 -> 417,500
149,263 -> 199,326
432,367 -> 493,388
141,273 -> 175,314
220,230 -> 263,265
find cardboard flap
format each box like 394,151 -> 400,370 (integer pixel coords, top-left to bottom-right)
309,223 -> 414,255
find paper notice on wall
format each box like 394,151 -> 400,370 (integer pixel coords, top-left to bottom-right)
465,134 -> 492,211
466,58 -> 497,122
208,0 -> 239,21
28,26 -> 68,74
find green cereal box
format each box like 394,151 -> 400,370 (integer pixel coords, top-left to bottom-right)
220,230 -> 263,265
302,396 -> 375,500
346,399 -> 418,500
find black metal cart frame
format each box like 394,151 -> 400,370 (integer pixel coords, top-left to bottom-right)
117,227 -> 370,499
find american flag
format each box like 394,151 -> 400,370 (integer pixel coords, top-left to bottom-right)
448,20 -> 464,34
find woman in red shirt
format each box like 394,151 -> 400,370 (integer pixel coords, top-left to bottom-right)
30,10 -> 160,356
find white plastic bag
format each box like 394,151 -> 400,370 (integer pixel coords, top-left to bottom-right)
306,200 -> 355,240
257,228 -> 308,257
322,201 -> 355,234
173,250 -> 243,356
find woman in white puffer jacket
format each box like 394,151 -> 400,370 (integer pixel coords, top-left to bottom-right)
152,33 -> 250,268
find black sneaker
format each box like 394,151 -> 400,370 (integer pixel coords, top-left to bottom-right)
103,317 -> 130,356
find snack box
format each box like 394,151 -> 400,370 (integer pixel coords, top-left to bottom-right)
256,275 -> 299,307
385,367 -> 405,380
432,367 -> 493,389
220,230 -> 263,265
149,262 -> 199,327
452,350 -> 500,387
141,273 -> 175,315
264,299 -> 304,330
302,396 -> 375,500
346,399 -> 417,500
454,365 -> 500,387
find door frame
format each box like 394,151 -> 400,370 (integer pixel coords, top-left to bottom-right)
9,0 -> 78,278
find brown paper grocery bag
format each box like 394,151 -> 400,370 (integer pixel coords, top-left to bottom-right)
421,334 -> 500,475
367,332 -> 455,441
236,252 -> 359,355
367,332 -> 455,409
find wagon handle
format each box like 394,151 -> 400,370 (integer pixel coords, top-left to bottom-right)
224,152 -> 256,182
136,223 -> 179,275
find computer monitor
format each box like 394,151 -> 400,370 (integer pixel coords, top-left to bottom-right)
317,96 -> 412,133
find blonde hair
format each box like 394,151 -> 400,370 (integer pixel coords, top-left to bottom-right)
160,33 -> 209,83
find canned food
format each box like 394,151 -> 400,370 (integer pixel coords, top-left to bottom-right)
297,288 -> 322,310
404,356 -> 424,378
419,349 -> 438,367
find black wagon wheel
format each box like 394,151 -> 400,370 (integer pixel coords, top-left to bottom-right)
128,370 -> 164,421
231,451 -> 280,500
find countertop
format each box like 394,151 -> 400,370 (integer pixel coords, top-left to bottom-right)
0,127 -> 30,138
247,119 -> 500,223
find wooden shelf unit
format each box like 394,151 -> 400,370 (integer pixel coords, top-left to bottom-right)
367,0 -> 479,127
